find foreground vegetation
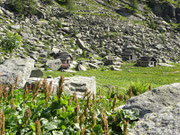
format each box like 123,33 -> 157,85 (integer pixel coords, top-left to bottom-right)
44,63 -> 180,94
0,76 -> 138,134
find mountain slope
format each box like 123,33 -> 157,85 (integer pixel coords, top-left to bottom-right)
0,0 -> 179,66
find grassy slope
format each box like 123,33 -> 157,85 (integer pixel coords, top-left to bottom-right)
44,0 -> 180,95
44,63 -> 180,93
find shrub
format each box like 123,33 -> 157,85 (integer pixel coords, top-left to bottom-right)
6,0 -> 38,15
148,17 -> 156,29
66,0 -> 74,13
40,0 -> 54,5
0,32 -> 22,54
129,0 -> 138,13
56,0 -> 74,13
129,81 -> 149,96
0,76 -> 138,134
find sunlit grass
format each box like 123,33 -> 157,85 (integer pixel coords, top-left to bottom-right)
44,63 -> 180,93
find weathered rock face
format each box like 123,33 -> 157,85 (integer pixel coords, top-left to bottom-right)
0,57 -> 35,88
122,83 -> 180,135
45,59 -> 62,71
27,76 -> 96,97
0,0 -> 180,65
148,0 -> 180,23
64,76 -> 96,97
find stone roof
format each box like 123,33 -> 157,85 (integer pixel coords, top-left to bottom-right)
54,52 -> 72,60
139,56 -> 157,62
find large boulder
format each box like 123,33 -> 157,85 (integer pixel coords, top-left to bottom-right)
0,57 -> 35,88
76,38 -> 90,52
122,83 -> 180,135
27,76 -> 96,97
45,59 -> 62,71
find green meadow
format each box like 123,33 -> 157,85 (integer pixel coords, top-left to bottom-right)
44,63 -> 180,94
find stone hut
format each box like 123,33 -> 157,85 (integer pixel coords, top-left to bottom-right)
54,52 -> 72,69
137,56 -> 157,67
122,50 -> 137,61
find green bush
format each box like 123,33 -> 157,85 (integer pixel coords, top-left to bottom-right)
40,0 -> 54,4
0,32 -> 22,54
66,0 -> 74,13
0,76 -> 138,134
148,17 -> 156,29
130,81 -> 149,96
129,0 -> 138,13
6,0 -> 38,15
56,0 -> 74,13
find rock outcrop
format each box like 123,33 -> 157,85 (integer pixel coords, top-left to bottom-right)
122,83 -> 180,135
45,59 -> 62,71
0,57 -> 35,88
27,76 -> 96,97
0,0 -> 180,68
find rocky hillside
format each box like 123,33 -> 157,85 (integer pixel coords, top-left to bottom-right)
0,0 -> 180,70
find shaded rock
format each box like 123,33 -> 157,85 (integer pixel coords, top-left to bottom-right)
30,69 -> 43,77
76,63 -> 88,71
110,66 -> 122,71
104,55 -> 114,65
122,83 -> 180,135
0,57 -> 35,88
46,59 -> 62,71
89,63 -> 99,69
76,38 -> 90,51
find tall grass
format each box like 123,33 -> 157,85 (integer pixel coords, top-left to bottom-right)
129,81 -> 149,96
